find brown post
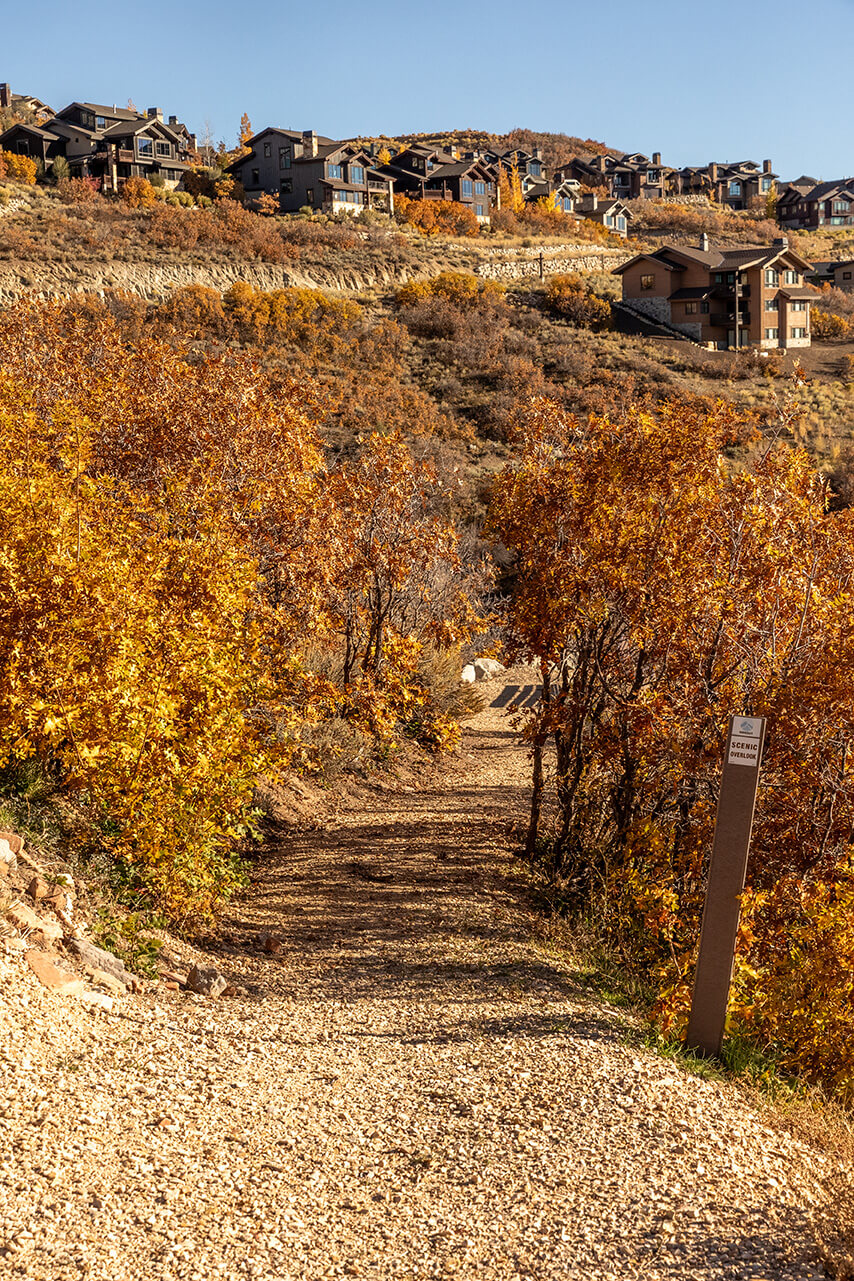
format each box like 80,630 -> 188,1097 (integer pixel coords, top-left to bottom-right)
685,715 -> 766,1057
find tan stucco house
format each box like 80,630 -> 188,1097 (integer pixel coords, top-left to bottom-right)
614,235 -> 815,349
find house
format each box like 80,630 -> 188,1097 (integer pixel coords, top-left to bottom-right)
831,260 -> 854,291
614,234 -> 814,349
381,146 -> 495,221
574,193 -> 631,237
777,177 -> 854,230
559,152 -> 668,201
669,160 -> 777,208
0,82 -> 53,122
229,128 -> 394,214
0,101 -> 194,189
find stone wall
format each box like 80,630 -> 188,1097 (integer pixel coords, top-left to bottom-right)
475,244 -> 632,282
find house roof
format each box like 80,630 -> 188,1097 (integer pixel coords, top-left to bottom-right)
614,242 -> 813,276
777,286 -> 819,300
0,121 -> 57,142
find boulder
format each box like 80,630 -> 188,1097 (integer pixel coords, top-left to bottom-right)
0,831 -> 24,857
68,938 -> 134,989
26,950 -> 87,995
0,839 -> 17,877
26,876 -> 50,902
186,965 -> 228,998
474,657 -> 506,681
461,664 -> 476,684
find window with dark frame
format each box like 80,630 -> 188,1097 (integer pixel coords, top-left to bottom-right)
640,274 -> 655,290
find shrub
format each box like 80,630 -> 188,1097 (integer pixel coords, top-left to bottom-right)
545,274 -> 613,331
812,309 -> 850,341
394,194 -> 480,237
490,394 -> 854,1099
57,176 -> 100,205
51,155 -> 69,183
121,176 -> 157,209
1,151 -> 37,185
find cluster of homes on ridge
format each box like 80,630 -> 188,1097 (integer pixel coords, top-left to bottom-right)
4,81 -> 854,351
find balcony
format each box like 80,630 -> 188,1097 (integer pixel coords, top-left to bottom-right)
711,312 -> 751,328
117,149 -> 134,164
711,283 -> 751,299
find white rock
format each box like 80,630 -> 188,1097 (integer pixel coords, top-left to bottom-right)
461,665 -> 476,684
474,657 -> 505,681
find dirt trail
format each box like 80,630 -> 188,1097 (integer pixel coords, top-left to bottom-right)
0,669 -> 837,1280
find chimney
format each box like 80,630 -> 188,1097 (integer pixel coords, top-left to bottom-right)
773,236 -> 789,248
700,232 -> 710,251
652,151 -> 661,166
763,159 -> 772,174
596,155 -> 607,173
533,146 -> 542,160
302,129 -> 318,158
0,84 -> 10,110
709,162 -> 718,183
146,107 -> 163,122
169,114 -> 178,126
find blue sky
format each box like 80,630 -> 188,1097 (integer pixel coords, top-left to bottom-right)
3,0 -> 850,180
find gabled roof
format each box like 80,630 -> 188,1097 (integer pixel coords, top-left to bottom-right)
614,241 -> 813,277
0,121 -> 57,141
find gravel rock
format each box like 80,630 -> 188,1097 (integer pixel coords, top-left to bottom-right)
186,964 -> 229,997
68,937 -> 134,989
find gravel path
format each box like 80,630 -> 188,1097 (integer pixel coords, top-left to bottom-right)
0,670 -> 836,1280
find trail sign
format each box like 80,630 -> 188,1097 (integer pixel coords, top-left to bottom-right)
685,715 -> 766,1057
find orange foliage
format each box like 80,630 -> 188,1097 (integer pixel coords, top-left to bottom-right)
490,394 -> 854,1097
120,176 -> 157,209
395,194 -> 480,237
1,151 -> 37,184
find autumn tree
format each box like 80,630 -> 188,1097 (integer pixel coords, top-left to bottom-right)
239,112 -> 253,148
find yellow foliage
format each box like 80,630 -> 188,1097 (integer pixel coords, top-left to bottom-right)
490,393 -> 854,1098
2,151 -> 37,184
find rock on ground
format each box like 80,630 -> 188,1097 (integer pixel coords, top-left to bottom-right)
0,665 -> 840,1280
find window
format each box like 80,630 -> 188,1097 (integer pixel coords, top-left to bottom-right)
647,169 -> 659,183
701,301 -> 709,313
530,161 -> 541,176
306,187 -> 314,204
251,168 -> 259,186
762,176 -> 773,191
474,181 -> 485,195
264,142 -> 271,158
729,180 -> 742,195
784,269 -> 799,284
765,328 -> 779,340
765,268 -> 780,285
95,115 -> 106,130
350,165 -> 365,184
475,203 -> 484,217
790,300 -> 806,311
137,137 -> 153,157
328,163 -> 343,179
462,179 -> 473,197
844,271 -> 852,280
617,216 -> 626,230
563,197 -> 573,212
833,200 -> 849,213
832,217 -> 846,225
791,327 -> 806,339
640,274 -> 655,291
280,178 -> 292,194
684,302 -> 698,315
279,147 -> 291,170
765,298 -> 778,312
155,141 -> 171,158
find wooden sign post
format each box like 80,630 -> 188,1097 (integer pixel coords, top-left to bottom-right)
685,715 -> 766,1057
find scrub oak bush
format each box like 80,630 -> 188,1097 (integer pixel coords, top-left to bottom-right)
0,301 -> 485,922
490,394 -> 854,1099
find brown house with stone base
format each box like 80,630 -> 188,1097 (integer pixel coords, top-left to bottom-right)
614,235 -> 814,350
